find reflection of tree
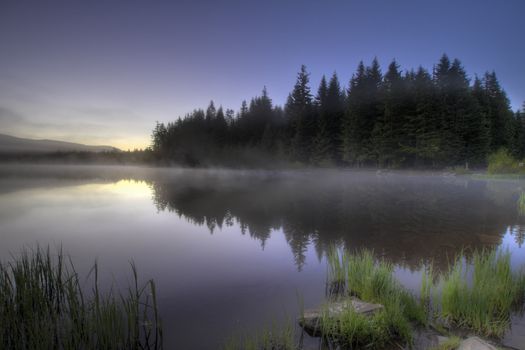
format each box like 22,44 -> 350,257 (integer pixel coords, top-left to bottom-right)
150,172 -> 525,271
510,225 -> 525,248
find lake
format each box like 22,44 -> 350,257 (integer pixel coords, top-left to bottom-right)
0,164 -> 524,349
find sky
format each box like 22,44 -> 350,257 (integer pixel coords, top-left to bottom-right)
0,0 -> 524,150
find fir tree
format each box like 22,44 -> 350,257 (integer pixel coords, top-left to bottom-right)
286,65 -> 314,162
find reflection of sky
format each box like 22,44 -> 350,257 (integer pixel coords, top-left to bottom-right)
501,227 -> 525,269
2,177 -> 525,348
0,179 -> 327,349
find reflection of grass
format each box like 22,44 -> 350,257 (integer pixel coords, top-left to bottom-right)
518,192 -> 525,216
223,321 -> 296,350
0,246 -> 162,349
225,248 -> 525,349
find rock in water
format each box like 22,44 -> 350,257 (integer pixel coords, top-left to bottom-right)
458,337 -> 498,350
298,298 -> 384,336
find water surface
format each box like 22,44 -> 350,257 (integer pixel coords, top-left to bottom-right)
0,165 -> 524,349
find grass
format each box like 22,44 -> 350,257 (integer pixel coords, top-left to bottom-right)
324,247 -> 525,346
323,249 -> 426,348
518,192 -> 525,216
430,336 -> 461,350
0,246 -> 163,350
225,248 -> 525,349
431,249 -> 525,338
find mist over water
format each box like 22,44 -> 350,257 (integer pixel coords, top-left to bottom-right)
1,164 -> 524,349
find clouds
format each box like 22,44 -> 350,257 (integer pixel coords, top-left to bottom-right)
0,0 -> 523,150
0,74 -> 154,149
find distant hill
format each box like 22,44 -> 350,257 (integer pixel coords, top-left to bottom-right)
0,134 -> 120,153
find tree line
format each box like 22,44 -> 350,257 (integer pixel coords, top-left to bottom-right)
151,54 -> 525,168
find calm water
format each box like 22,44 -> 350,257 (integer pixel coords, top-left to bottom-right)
0,164 -> 524,349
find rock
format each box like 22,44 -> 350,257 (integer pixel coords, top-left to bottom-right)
458,337 -> 498,350
298,298 -> 384,336
407,326 -> 451,350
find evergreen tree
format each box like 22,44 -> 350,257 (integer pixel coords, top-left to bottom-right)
342,58 -> 382,166
407,67 -> 440,166
286,65 -> 314,162
511,110 -> 525,159
325,73 -> 345,162
311,117 -> 332,166
341,61 -> 367,165
316,75 -> 328,109
372,60 -> 405,167
311,76 -> 332,164
150,54 -> 517,169
469,76 -> 491,165
484,71 -> 514,151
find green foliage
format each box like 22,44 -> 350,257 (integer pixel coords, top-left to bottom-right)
487,148 -> 524,174
428,249 -> 525,338
0,246 -> 162,350
325,249 -> 425,347
518,192 -> 525,216
320,306 -> 398,349
326,247 -> 525,343
429,336 -> 462,350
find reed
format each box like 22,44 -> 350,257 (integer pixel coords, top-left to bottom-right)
324,248 -> 425,348
517,192 -> 525,216
435,249 -> 525,338
0,246 -> 162,350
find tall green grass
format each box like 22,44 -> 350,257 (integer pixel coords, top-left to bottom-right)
324,249 -> 425,348
433,249 -> 525,338
517,192 -> 525,216
0,246 -> 163,350
327,249 -> 426,325
326,247 -> 525,343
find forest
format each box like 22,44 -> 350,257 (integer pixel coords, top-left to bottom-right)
151,54 -> 525,168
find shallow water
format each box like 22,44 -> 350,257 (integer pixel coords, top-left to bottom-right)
0,164 -> 524,349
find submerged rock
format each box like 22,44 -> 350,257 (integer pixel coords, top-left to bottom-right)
298,298 -> 384,336
458,337 -> 498,350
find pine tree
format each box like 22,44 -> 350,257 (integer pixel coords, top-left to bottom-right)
408,67 -> 440,166
316,75 -> 328,109
342,61 -> 366,165
511,110 -> 525,159
342,60 -> 384,166
286,65 -> 314,162
372,59 -> 405,167
469,76 -> 491,165
484,71 -> 514,152
311,76 -> 332,164
311,117 -> 332,166
325,73 -> 345,163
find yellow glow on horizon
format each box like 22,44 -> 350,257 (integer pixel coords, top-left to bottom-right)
111,137 -> 150,151
106,180 -> 151,198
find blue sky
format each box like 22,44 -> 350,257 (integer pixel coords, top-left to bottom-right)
0,0 -> 523,149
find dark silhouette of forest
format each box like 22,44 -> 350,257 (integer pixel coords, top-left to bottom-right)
151,54 -> 525,168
